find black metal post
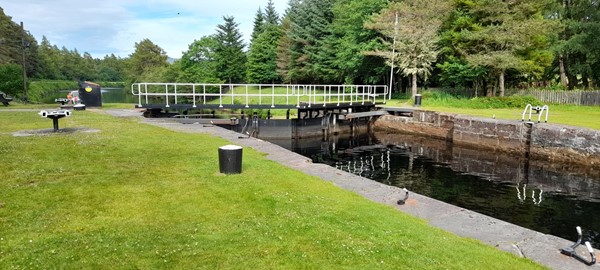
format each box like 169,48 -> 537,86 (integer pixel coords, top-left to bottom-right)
52,117 -> 59,132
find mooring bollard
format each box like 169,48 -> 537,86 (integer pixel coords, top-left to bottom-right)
218,145 -> 243,174
38,110 -> 71,132
414,94 -> 422,107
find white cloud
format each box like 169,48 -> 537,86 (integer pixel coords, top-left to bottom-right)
2,0 -> 288,58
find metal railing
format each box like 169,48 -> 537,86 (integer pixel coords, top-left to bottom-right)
521,104 -> 549,123
131,83 -> 389,108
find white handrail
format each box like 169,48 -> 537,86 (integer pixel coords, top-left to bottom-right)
522,104 -> 533,121
522,104 -> 549,123
131,83 -> 389,108
537,105 -> 549,123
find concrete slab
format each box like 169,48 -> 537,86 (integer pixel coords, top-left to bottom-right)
105,109 -> 599,270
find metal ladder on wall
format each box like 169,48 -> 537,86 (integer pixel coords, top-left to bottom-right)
522,104 -> 549,123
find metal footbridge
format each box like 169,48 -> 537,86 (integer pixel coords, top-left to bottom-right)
131,83 -> 389,111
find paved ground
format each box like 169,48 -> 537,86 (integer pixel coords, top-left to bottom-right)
105,109 -> 598,270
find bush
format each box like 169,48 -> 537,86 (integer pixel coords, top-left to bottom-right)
0,64 -> 24,96
418,90 -> 541,109
469,96 -> 540,109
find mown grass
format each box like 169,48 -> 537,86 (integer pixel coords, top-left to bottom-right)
0,109 -> 544,269
385,92 -> 600,130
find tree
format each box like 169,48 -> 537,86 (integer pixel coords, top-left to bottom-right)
0,8 -> 41,79
462,0 -> 557,96
250,8 -> 265,43
38,36 -> 62,79
282,0 -> 336,83
552,0 -> 600,89
247,1 -> 282,83
276,16 -> 294,83
330,0 -> 388,84
264,0 -> 279,25
98,54 -> 126,82
126,39 -> 168,82
247,24 -> 282,83
214,16 -> 247,83
367,0 -> 452,98
179,35 -> 222,83
0,64 -> 23,96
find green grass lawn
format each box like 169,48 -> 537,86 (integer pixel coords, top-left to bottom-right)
0,109 -> 545,269
386,99 -> 600,130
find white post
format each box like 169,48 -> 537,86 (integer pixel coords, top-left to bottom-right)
388,12 -> 398,101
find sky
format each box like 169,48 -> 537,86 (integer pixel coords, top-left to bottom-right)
2,0 -> 289,59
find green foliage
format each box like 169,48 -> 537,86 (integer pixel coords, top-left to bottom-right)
420,90 -> 541,109
366,0 -> 453,97
330,0 -> 387,84
281,0 -> 336,83
460,0 -> 559,95
247,24 -> 282,83
0,8 -> 41,77
0,64 -> 24,96
436,61 -> 486,88
215,16 -> 247,83
27,80 -> 78,103
179,35 -> 223,83
126,39 -> 168,83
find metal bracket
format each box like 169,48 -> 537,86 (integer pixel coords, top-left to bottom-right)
560,226 -> 596,266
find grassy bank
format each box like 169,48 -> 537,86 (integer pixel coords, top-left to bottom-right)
0,109 -> 544,269
386,93 -> 600,130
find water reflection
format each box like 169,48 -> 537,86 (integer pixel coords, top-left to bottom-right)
267,131 -> 600,247
44,87 -> 133,104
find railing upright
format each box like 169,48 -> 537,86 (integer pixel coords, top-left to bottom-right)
165,84 -> 170,108
174,84 -> 178,105
272,84 -> 275,108
538,105 -> 549,123
192,84 -> 197,108
219,85 -> 223,108
245,85 -> 249,108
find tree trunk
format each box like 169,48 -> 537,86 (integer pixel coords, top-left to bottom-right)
411,73 -> 418,98
559,54 -> 568,87
499,70 -> 505,97
568,74 -> 577,90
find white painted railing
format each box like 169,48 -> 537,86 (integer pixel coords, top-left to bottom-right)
521,104 -> 549,123
131,83 -> 389,108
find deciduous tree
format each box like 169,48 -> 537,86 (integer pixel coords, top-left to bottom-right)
367,0 -> 452,98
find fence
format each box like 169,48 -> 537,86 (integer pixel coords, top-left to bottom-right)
514,90 -> 600,106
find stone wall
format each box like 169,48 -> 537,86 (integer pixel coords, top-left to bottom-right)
374,110 -> 600,166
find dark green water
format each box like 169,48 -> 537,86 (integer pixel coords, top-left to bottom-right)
268,131 -> 600,247
44,87 -> 134,104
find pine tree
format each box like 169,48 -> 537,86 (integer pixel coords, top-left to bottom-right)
264,0 -> 279,25
214,16 -> 247,83
250,8 -> 265,43
247,24 -> 282,83
330,0 -> 388,84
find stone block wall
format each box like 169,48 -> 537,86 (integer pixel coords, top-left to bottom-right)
374,110 -> 600,166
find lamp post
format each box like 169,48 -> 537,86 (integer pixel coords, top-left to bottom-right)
388,13 -> 398,101
20,21 -> 28,103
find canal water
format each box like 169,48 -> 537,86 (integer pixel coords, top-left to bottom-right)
44,87 -> 134,104
263,128 -> 600,247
